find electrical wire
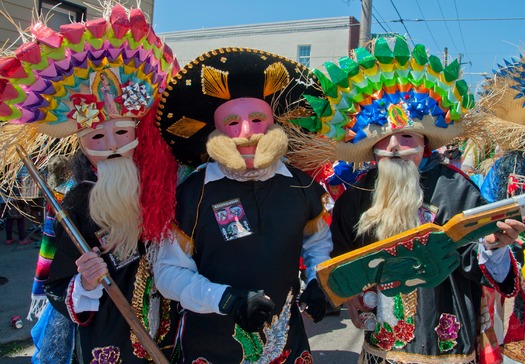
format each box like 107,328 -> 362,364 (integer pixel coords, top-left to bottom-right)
453,0 -> 471,62
436,0 -> 460,54
415,0 -> 439,49
384,17 -> 525,23
372,4 -> 394,33
388,0 -> 415,46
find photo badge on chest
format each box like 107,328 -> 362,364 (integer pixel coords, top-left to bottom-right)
212,198 -> 253,241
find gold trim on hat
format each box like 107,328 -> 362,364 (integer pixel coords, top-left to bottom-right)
166,117 -> 206,138
263,62 -> 290,98
201,65 -> 231,100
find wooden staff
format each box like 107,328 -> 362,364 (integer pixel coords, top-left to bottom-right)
16,145 -> 169,364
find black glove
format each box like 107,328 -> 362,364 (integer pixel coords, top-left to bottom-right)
298,279 -> 326,323
218,287 -> 275,332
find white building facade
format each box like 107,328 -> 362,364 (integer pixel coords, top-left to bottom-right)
158,16 -> 360,70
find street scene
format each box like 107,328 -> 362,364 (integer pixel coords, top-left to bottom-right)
0,0 -> 524,363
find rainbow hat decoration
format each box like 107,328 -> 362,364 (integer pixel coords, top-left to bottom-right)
294,36 -> 475,163
0,3 -> 179,138
0,3 -> 179,205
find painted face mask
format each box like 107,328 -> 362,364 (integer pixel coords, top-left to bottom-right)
78,118 -> 137,166
214,98 -> 274,169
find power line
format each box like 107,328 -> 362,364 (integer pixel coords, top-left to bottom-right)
372,13 -> 389,33
436,0 -> 460,54
388,0 -> 415,46
381,16 -> 525,23
371,4 -> 393,33
450,0 -> 473,86
453,0 -> 472,66
414,0 -> 439,49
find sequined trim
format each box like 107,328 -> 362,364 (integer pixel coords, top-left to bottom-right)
360,340 -> 477,364
130,256 -> 171,359
294,350 -> 313,364
90,345 -> 122,363
191,358 -> 210,364
65,276 -> 94,326
479,248 -> 521,298
234,290 -> 294,363
434,313 -> 461,352
371,292 -> 416,350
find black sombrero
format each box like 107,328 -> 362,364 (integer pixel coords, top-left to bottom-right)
155,47 -> 322,167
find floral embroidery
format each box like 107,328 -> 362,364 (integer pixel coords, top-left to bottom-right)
371,293 -> 416,350
294,350 -> 313,364
393,319 -> 416,344
131,342 -> 147,359
371,318 -> 416,350
435,313 -> 461,352
91,345 -> 121,363
192,358 -> 210,364
372,324 -> 396,350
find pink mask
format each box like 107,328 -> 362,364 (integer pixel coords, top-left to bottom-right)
214,98 -> 274,168
78,117 -> 137,166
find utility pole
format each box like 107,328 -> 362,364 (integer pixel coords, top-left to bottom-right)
359,0 -> 373,47
443,47 -> 448,66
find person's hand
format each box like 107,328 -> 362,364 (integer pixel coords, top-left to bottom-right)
76,248 -> 108,291
219,287 -> 275,332
298,279 -> 327,323
482,219 -> 525,250
344,295 -> 371,329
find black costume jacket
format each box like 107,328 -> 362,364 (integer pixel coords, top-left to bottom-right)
44,182 -> 175,363
175,165 -> 327,363
331,163 -> 520,362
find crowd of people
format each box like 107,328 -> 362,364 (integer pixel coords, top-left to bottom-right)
0,2 -> 524,364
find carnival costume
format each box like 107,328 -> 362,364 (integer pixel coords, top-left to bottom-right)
0,3 -> 180,362
152,48 -> 333,363
474,55 -> 525,364
295,37 -> 522,364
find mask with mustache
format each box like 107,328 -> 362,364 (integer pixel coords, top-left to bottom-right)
206,124 -> 289,172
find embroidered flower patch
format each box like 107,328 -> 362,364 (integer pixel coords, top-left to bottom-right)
435,313 -> 461,352
91,345 -> 121,363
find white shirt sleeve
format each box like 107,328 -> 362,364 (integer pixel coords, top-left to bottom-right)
301,222 -> 333,283
153,235 -> 228,314
71,273 -> 104,313
477,243 -> 511,283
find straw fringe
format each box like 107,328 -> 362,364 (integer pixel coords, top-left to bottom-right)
279,121 -> 336,172
0,123 -> 78,216
467,59 -> 525,154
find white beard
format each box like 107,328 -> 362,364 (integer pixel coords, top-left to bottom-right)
89,157 -> 142,260
356,158 -> 423,240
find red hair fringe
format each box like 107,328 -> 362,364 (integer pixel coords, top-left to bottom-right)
135,102 -> 179,242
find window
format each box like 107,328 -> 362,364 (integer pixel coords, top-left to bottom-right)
297,45 -> 311,68
40,0 -> 86,31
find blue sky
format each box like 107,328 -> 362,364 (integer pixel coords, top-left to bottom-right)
153,0 -> 525,92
